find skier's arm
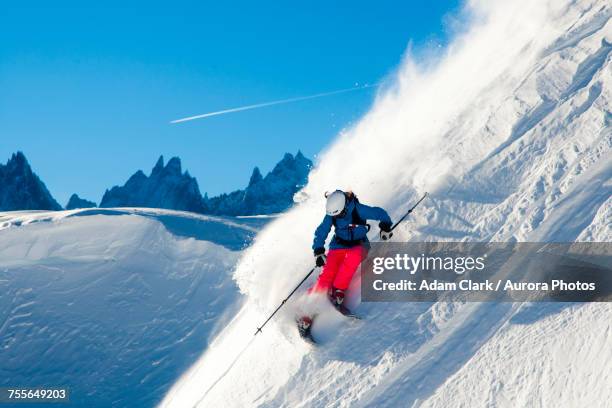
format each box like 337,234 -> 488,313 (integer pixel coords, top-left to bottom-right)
356,202 -> 392,229
312,215 -> 333,252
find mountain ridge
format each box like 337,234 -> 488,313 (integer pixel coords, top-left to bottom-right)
98,151 -> 312,215
0,151 -> 312,215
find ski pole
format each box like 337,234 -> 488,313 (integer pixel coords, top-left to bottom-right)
390,192 -> 428,232
254,266 -> 317,336
195,267 -> 317,407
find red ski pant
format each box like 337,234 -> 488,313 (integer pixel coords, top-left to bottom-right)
311,245 -> 368,293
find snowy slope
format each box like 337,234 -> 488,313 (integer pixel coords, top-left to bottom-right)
162,0 -> 611,407
0,208 -> 266,407
419,303 -> 612,408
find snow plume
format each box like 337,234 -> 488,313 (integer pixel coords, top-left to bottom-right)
236,0 -> 577,307
162,0 -> 611,406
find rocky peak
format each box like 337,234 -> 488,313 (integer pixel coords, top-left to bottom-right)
205,151 -> 312,216
7,151 -> 28,169
164,157 -> 182,176
151,155 -> 165,176
248,167 -> 263,187
0,151 -> 62,211
66,194 -> 96,210
99,155 -> 205,213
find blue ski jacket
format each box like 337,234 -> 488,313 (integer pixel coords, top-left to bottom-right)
313,196 -> 392,251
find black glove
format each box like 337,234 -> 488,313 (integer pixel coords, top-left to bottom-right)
314,247 -> 326,267
379,221 -> 393,241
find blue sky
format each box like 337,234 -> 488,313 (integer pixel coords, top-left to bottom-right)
1,1 -> 461,205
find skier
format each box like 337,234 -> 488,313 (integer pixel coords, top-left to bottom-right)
297,189 -> 393,341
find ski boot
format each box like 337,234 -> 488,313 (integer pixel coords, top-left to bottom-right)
330,287 -> 356,317
296,316 -> 316,344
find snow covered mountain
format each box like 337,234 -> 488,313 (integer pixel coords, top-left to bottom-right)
100,156 -> 207,213
65,193 -> 96,210
161,0 -> 611,407
0,152 -> 62,211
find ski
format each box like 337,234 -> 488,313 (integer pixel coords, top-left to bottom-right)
331,297 -> 361,320
342,312 -> 361,320
334,307 -> 361,320
299,331 -> 318,345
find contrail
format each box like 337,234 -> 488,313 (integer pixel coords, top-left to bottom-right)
170,83 -> 378,124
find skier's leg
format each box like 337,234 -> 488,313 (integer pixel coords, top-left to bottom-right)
309,248 -> 346,294
332,245 -> 368,296
328,246 -> 367,315
299,249 -> 347,338
297,249 -> 345,341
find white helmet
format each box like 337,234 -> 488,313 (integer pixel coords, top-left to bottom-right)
325,190 -> 346,216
